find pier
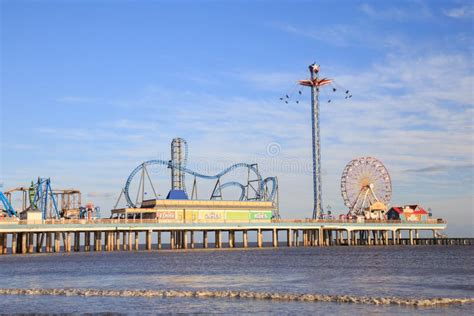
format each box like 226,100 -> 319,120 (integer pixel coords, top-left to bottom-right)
0,219 -> 467,255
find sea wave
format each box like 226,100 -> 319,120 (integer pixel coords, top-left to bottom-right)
0,288 -> 472,306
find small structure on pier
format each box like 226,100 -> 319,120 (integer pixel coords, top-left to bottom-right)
366,201 -> 387,220
112,199 -> 275,223
19,208 -> 42,224
387,205 -> 429,222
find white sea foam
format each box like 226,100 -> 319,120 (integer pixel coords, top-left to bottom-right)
0,288 -> 473,306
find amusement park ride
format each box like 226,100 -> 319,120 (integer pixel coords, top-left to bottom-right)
1,178 -> 100,220
340,157 -> 392,219
113,137 -> 280,219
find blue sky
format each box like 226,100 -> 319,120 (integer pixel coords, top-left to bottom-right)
1,0 -> 473,236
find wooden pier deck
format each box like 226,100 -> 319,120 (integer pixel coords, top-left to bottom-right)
0,219 -> 467,255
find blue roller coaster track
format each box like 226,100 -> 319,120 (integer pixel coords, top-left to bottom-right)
124,160 -> 278,208
0,191 -> 17,217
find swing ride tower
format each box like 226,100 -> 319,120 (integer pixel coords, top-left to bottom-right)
299,64 -> 332,219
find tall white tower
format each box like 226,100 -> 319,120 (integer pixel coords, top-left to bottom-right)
299,64 -> 332,219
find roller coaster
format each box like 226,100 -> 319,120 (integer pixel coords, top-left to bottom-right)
121,138 -> 279,212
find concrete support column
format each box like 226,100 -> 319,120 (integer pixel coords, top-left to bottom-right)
11,233 -> 17,254
106,232 -> 110,251
384,231 -> 389,245
257,229 -> 263,248
157,231 -> 162,249
106,232 -> 111,251
21,233 -> 27,254
128,231 -> 133,251
74,232 -> 80,252
303,230 -> 307,247
15,233 -> 20,254
95,232 -> 99,251
111,232 -> 115,251
2,234 -> 7,254
295,230 -> 299,247
272,229 -> 278,247
54,232 -> 60,252
99,232 -> 103,251
183,231 -> 188,249
319,229 -> 324,247
66,233 -> 71,252
415,230 -> 419,239
134,231 -> 139,251
37,233 -> 44,253
44,233 -> 51,253
122,232 -> 127,251
28,233 -> 34,253
85,232 -> 90,251
104,232 -> 109,251
170,231 -> 175,249
217,231 -> 222,248
93,232 -> 97,251
229,231 -> 234,248
243,230 -> 248,248
287,229 -> 292,247
0,234 -> 4,255
409,230 -> 414,245
115,232 -> 121,251
190,231 -> 195,249
146,230 -> 152,251
175,231 -> 180,249
347,230 -> 351,246
203,231 -> 208,248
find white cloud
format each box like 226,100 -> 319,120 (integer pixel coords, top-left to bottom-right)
359,3 -> 433,21
444,5 -> 474,18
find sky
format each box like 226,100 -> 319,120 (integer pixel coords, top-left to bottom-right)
1,0 -> 473,236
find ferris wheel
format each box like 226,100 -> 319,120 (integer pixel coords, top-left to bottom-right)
341,157 -> 392,216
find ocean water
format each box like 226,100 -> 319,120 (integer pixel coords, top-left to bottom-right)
0,245 -> 472,314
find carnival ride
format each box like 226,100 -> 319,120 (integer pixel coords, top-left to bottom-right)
341,157 -> 392,216
3,178 -> 100,219
117,138 -> 280,218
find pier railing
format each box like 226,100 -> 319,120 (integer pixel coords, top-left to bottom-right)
273,219 -> 446,225
3,218 -> 446,225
